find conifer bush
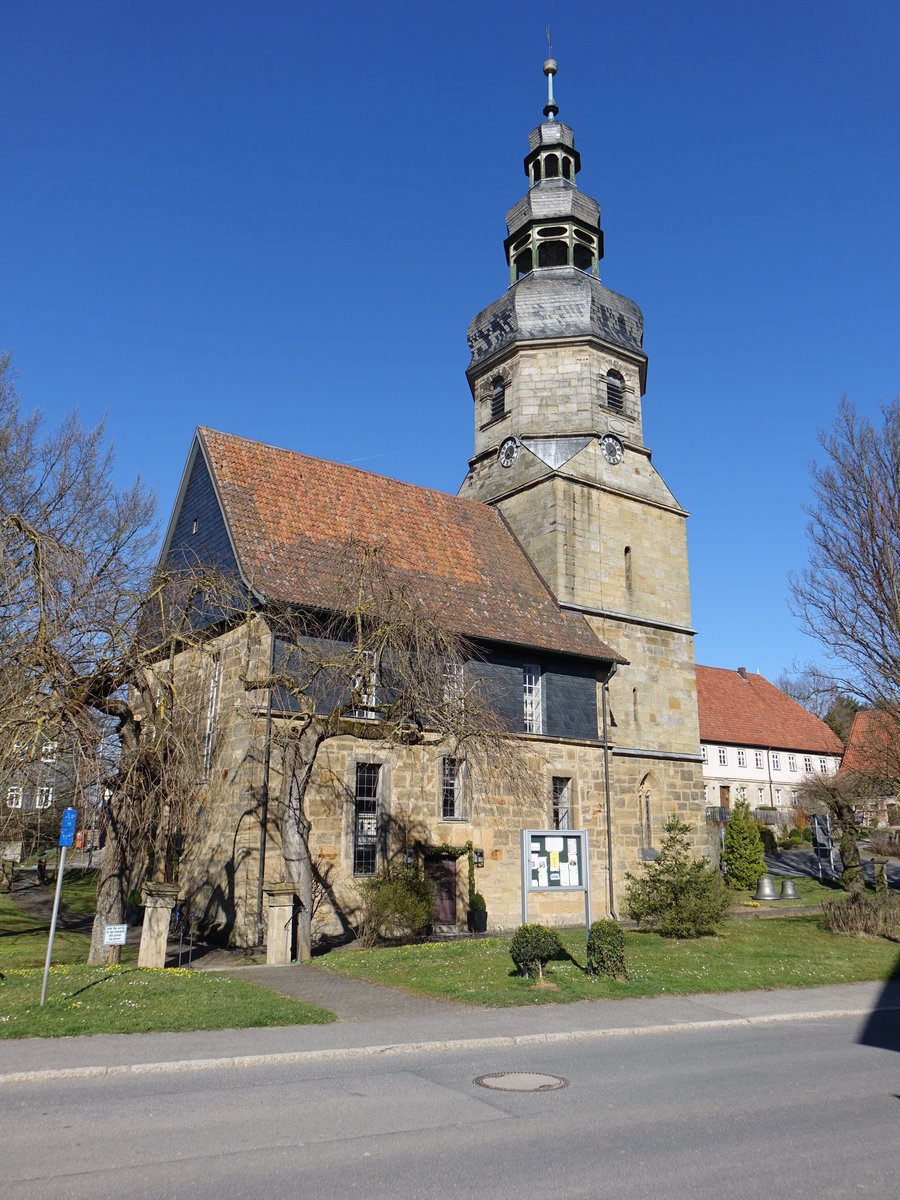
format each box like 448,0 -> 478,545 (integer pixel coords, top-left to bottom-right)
356,864 -> 434,948
723,800 -> 767,889
625,815 -> 730,938
509,923 -> 564,980
587,918 -> 628,977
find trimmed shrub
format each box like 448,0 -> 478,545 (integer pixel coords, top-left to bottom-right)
510,923 -> 564,981
587,918 -> 628,978
356,864 -> 434,948
469,891 -> 487,912
723,800 -> 766,889
822,892 -> 900,938
624,815 -> 731,938
757,823 -> 778,855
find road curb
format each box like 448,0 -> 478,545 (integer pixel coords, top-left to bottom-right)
3,1004 -> 894,1086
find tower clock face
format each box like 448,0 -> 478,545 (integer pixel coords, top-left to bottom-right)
498,438 -> 519,468
599,434 -> 624,465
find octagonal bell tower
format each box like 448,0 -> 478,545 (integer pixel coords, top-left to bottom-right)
459,58 -> 705,853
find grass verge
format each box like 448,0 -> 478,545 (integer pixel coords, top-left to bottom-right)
0,890 -> 101,969
0,965 -> 335,1039
318,916 -> 900,1006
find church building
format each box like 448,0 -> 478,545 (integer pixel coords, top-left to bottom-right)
160,60 -> 706,949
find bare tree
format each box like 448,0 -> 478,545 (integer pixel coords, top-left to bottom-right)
0,353 -> 232,962
775,663 -> 861,744
791,396 -> 900,711
242,542 -> 525,959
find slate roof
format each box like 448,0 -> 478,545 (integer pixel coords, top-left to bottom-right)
197,427 -> 621,663
841,710 -> 900,778
696,666 -> 844,755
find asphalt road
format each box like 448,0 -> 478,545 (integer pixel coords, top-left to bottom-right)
4,1013 -> 898,1200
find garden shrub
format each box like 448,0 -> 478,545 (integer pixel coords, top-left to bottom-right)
723,800 -> 766,889
757,823 -> 777,855
356,864 -> 434,948
587,918 -> 628,978
510,923 -> 564,980
822,892 -> 900,938
624,815 -> 730,938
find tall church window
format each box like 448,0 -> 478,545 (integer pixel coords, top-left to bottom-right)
624,546 -> 632,592
353,763 -> 380,875
552,777 -> 571,829
606,370 -> 625,411
490,378 -> 506,422
632,687 -> 639,724
523,664 -> 542,734
202,654 -> 221,780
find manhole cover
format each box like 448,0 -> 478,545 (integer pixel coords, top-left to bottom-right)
475,1072 -> 569,1093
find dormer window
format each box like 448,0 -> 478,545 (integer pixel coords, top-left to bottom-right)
606,370 -> 625,411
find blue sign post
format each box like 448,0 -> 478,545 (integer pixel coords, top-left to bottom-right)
41,807 -> 79,1007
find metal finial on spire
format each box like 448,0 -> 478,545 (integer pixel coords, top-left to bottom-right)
543,31 -> 558,120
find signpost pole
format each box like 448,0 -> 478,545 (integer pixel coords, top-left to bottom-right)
40,807 -> 77,1008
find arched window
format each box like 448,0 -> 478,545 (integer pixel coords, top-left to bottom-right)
573,243 -> 592,271
490,378 -> 506,422
532,159 -> 542,183
544,154 -> 559,178
562,157 -> 572,180
514,249 -> 533,278
538,240 -> 567,267
638,772 -> 656,855
624,546 -> 632,592
606,369 -> 625,411
632,687 -> 639,724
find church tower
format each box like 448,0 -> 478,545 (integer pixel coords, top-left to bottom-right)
459,58 -> 705,860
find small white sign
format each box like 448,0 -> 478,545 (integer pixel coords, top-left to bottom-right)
104,924 -> 128,945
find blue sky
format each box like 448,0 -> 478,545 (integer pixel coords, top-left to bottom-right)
3,1 -> 898,683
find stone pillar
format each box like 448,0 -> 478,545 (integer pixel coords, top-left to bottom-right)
264,883 -> 300,965
138,883 -> 178,968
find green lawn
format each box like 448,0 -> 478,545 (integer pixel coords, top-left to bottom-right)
317,917 -> 900,1006
0,964 -> 335,1039
0,889 -> 100,970
58,867 -> 101,916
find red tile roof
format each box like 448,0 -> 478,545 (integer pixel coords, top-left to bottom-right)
197,428 -> 621,662
841,709 -> 900,778
696,665 -> 843,754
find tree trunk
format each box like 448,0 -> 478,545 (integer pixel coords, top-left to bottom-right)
278,725 -> 324,962
87,818 -> 128,964
839,826 -> 864,893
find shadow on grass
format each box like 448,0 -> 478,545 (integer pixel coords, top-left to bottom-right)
67,967 -> 140,1000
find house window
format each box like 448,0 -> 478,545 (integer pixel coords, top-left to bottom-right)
701,744 -> 708,763
819,758 -> 827,773
737,786 -> 747,802
803,755 -> 812,772
757,787 -> 765,805
442,660 -> 465,713
202,655 -> 221,780
441,757 -> 463,820
523,664 -> 542,734
774,788 -> 782,805
788,754 -> 797,772
552,777 -> 571,830
754,751 -> 764,770
41,741 -> 58,764
791,789 -> 799,805
353,763 -> 380,875
771,752 -> 780,771
490,378 -> 506,422
6,785 -> 23,809
737,750 -> 746,768
351,650 -> 378,719
35,786 -> 53,810
605,369 -> 625,411
718,747 -> 728,766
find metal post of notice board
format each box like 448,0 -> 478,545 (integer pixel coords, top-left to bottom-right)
520,829 -> 591,947
40,807 -> 78,1007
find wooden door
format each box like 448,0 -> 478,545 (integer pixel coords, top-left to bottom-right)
426,856 -> 457,925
